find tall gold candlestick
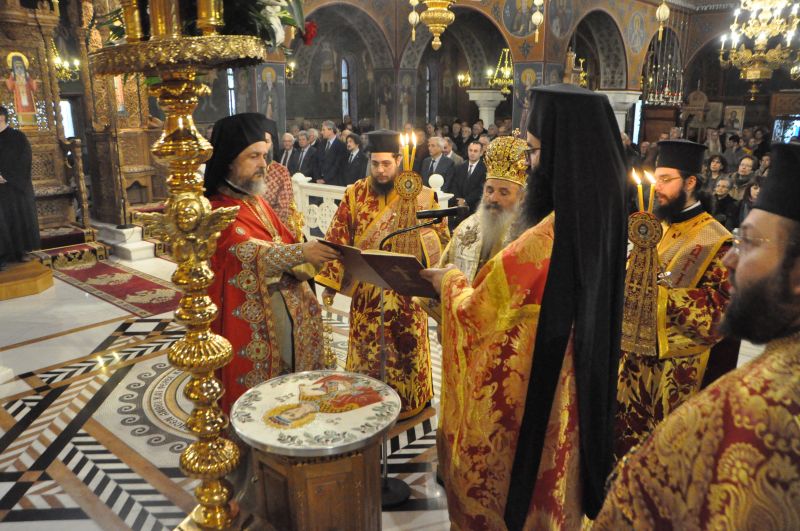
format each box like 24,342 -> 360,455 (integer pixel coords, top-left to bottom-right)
197,0 -> 224,36
150,0 -> 182,39
119,0 -> 144,42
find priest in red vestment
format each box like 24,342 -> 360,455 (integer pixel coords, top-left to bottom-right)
595,143 -> 800,530
422,85 -> 628,529
204,113 -> 340,414
316,130 -> 449,419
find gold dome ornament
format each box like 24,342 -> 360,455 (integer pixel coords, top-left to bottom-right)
483,135 -> 530,187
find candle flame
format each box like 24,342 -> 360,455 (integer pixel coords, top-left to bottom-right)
412,133 -> 417,147
644,171 -> 656,185
632,168 -> 642,185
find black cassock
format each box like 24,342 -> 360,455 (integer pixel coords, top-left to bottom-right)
0,126 -> 40,262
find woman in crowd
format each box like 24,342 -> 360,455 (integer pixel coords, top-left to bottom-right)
737,174 -> 763,228
702,154 -> 728,194
756,152 -> 770,177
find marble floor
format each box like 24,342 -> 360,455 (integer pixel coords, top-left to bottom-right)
0,255 -> 763,531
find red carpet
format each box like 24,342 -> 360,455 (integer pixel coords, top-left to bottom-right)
53,261 -> 181,317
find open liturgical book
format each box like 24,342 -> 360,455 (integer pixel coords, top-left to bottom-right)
319,240 -> 439,299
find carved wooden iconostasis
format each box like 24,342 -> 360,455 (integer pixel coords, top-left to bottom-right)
0,0 -> 91,245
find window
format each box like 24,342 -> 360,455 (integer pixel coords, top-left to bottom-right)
59,100 -> 75,138
341,59 -> 350,118
226,68 -> 236,115
425,65 -> 432,122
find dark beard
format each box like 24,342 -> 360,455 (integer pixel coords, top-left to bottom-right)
720,266 -> 800,343
521,166 -> 553,227
370,178 -> 394,195
654,188 -> 687,224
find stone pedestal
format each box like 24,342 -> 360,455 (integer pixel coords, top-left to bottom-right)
467,89 -> 507,127
599,90 -> 642,133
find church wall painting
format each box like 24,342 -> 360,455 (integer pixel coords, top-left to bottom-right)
513,62 -> 543,134
256,63 -> 286,135
4,51 -> 40,127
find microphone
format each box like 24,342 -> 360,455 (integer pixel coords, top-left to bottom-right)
416,204 -> 469,220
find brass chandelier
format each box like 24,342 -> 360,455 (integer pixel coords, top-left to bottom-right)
51,41 -> 80,82
720,0 -> 799,98
488,48 -> 514,95
408,0 -> 455,50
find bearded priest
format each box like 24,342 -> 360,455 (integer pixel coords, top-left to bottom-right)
422,85 -> 628,529
204,113 -> 340,415
316,129 -> 449,419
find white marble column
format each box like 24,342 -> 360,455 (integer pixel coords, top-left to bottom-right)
599,90 -> 642,132
467,89 -> 507,126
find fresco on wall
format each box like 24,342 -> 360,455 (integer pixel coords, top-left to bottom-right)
548,0 -> 575,39
626,12 -> 647,54
257,64 -> 286,134
5,51 -> 38,126
513,62 -> 543,133
502,0 -> 539,38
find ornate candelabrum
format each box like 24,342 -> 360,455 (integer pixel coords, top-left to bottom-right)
89,2 -> 267,528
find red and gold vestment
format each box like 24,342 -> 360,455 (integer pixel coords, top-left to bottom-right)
438,215 -> 584,530
209,192 -> 324,414
597,332 -> 800,529
616,207 -> 732,458
315,177 -> 449,418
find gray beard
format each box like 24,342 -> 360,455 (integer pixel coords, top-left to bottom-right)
226,169 -> 267,197
477,200 -> 518,261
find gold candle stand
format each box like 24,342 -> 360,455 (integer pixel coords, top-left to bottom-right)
90,13 -> 267,531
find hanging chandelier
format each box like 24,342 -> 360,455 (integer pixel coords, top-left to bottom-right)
642,5 -> 689,106
656,0 -> 671,41
719,1 -> 799,98
51,41 -> 80,82
489,48 -> 514,95
408,0 -> 455,50
530,0 -> 544,43
457,71 -> 471,87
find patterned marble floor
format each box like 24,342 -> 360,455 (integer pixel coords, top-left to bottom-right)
0,256 -> 765,531
0,256 -> 449,530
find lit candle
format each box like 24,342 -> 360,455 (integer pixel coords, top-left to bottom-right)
410,133 -> 417,168
644,171 -> 656,212
632,169 -> 644,212
720,34 -> 727,51
400,134 -> 407,169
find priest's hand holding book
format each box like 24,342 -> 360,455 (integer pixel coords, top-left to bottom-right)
420,264 -> 458,296
302,241 -> 341,269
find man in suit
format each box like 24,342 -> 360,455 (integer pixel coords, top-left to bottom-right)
452,140 -> 487,220
278,132 -> 299,174
342,132 -> 368,185
316,120 -> 348,186
421,136 -> 456,188
443,137 -> 464,166
295,130 -> 317,178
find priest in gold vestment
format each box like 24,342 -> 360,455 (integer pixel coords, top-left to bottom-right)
615,140 -> 733,459
423,85 -> 628,530
596,142 -> 800,530
316,130 -> 449,418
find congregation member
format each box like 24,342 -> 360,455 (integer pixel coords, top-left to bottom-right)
756,151 -> 771,177
710,177 -> 739,231
738,174 -> 763,227
702,153 -> 728,194
729,154 -> 756,200
204,113 -> 340,414
342,132 -> 368,186
316,130 -> 449,419
450,140 -> 487,222
615,140 -> 733,459
421,136 -> 456,188
0,105 -> 39,270
278,132 -> 298,173
315,120 -> 347,186
595,142 -> 800,529
458,124 -> 472,157
422,85 -> 627,529
443,137 -> 464,165
723,133 -> 744,170
295,130 -> 317,178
